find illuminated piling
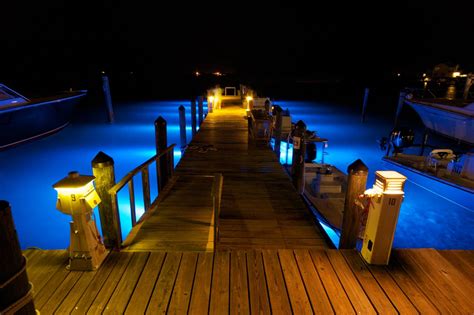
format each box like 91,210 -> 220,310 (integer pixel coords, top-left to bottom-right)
191,98 -> 197,136
273,105 -> 283,157
0,201 -> 36,315
179,105 -> 187,149
198,96 -> 204,126
394,90 -> 407,127
91,151 -> 121,249
101,75 -> 115,123
291,120 -> 307,194
155,116 -> 168,191
339,159 -> 368,249
361,88 -> 369,123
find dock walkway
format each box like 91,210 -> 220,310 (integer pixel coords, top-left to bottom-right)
175,105 -> 327,250
24,248 -> 474,314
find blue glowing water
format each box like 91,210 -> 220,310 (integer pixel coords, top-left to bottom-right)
1,99 -> 472,250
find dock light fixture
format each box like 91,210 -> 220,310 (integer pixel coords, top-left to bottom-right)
246,95 -> 253,110
360,171 -> 406,265
53,171 -> 107,271
452,71 -> 461,78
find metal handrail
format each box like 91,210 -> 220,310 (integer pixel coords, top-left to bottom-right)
109,144 -> 176,227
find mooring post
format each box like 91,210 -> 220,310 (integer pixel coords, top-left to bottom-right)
179,105 -> 187,150
361,87 -> 370,123
291,120 -> 307,194
0,201 -> 36,315
463,75 -> 473,100
394,90 -> 407,127
91,152 -> 122,249
198,96 -> 204,126
339,159 -> 368,249
191,98 -> 197,137
273,105 -> 283,158
101,75 -> 115,123
420,129 -> 429,156
154,116 -> 168,191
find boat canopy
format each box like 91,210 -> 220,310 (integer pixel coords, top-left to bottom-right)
0,84 -> 29,107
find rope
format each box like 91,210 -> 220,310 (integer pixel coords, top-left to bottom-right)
0,255 -> 27,289
0,282 -> 35,315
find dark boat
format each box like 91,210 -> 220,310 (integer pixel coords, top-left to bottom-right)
0,84 -> 87,150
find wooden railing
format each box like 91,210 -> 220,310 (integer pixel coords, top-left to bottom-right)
109,144 -> 175,228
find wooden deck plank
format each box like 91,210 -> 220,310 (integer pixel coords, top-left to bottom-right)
104,252 -> 150,314
28,251 -> 68,297
397,249 -> 474,314
437,250 -> 474,284
262,250 -> 292,314
188,252 -> 214,314
309,250 -> 355,314
34,257 -> 72,310
59,252 -> 120,314
384,252 -> 440,314
392,250 -> 459,314
168,252 -> 199,314
341,250 -> 397,314
278,249 -> 313,314
230,251 -> 250,314
325,250 -> 376,314
39,271 -> 83,314
146,252 -> 182,314
293,249 -> 334,314
85,252 -> 134,315
247,250 -> 271,315
209,251 -> 230,315
125,252 -> 166,315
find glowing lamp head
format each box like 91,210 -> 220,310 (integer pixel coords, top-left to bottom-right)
452,71 -> 461,78
374,171 -> 407,194
209,96 -> 215,103
246,96 -> 253,102
53,171 -> 101,215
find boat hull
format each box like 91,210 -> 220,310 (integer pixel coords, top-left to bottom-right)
406,100 -> 474,144
0,92 -> 86,150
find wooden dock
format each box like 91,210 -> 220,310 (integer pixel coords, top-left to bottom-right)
23,248 -> 474,314
176,105 -> 327,250
16,103 -> 474,314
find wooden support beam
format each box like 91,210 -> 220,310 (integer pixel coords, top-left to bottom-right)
154,116 -> 168,191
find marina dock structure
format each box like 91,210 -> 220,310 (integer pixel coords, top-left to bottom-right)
4,99 -> 473,314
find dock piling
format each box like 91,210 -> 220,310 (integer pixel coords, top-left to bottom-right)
155,116 -> 169,191
273,105 -> 283,157
198,96 -> 204,126
91,151 -> 122,249
339,159 -> 368,249
101,75 -> 115,123
291,120 -> 307,194
191,98 -> 197,137
394,90 -> 407,127
0,200 -> 36,315
361,88 -> 369,123
179,105 -> 187,149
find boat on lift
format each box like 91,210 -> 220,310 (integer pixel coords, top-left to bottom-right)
0,84 -> 87,150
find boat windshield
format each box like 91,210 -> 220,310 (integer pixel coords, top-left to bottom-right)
0,84 -> 29,107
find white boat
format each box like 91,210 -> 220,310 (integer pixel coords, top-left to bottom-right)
404,98 -> 474,144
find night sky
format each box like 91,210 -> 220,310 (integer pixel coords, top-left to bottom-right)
2,1 -> 473,92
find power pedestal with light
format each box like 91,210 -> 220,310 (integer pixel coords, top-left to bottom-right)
360,171 -> 407,265
53,171 -> 108,271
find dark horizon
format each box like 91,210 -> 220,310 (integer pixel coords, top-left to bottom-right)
2,1 -> 474,96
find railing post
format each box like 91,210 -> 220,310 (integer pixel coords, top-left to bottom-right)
361,87 -> 369,123
291,120 -> 307,194
191,98 -> 197,137
179,105 -> 187,150
91,151 -> 122,249
101,75 -> 115,123
155,116 -> 168,191
0,200 -> 36,315
198,96 -> 204,126
273,105 -> 283,158
339,159 -> 368,249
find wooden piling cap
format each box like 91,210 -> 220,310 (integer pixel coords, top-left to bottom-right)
347,159 -> 368,174
0,200 -> 10,212
179,105 -> 185,110
91,151 -> 114,168
155,116 -> 166,125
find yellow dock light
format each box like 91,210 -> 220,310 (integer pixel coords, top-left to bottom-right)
53,171 -> 107,271
452,71 -> 461,78
246,95 -> 253,110
360,171 -> 407,265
